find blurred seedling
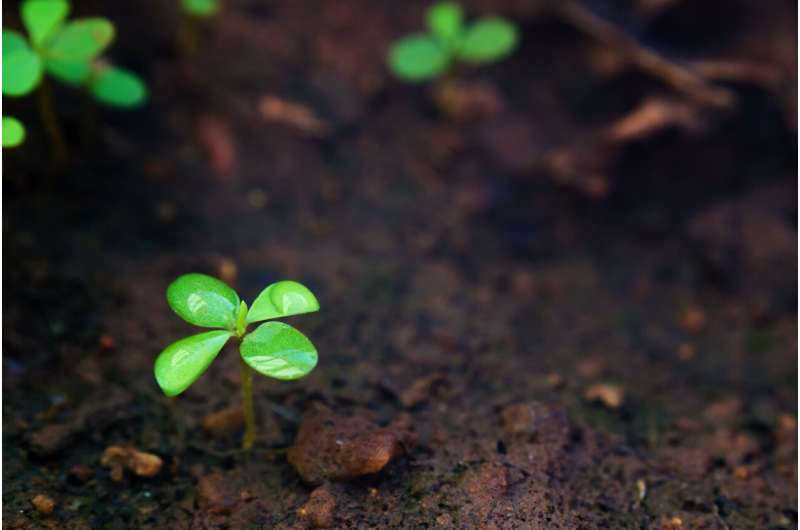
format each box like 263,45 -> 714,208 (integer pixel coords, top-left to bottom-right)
178,0 -> 220,57
2,0 -> 147,157
388,1 -> 519,83
155,274 -> 320,450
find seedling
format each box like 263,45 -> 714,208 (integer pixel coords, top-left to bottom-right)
181,0 -> 220,17
155,274 -> 320,450
177,0 -> 220,57
2,0 -> 147,152
388,1 -> 519,82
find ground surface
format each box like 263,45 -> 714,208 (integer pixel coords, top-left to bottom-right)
3,0 -> 798,528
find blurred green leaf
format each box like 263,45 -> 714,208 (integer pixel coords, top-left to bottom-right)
3,30 -> 29,56
154,330 -> 232,396
3,47 -> 43,96
45,58 -> 90,85
457,17 -> 518,64
426,1 -> 463,46
247,280 -> 320,324
46,18 -> 114,62
182,0 -> 220,17
90,64 -> 147,107
22,0 -> 70,48
388,34 -> 449,82
240,322 -> 318,380
2,116 -> 26,147
167,273 -> 240,329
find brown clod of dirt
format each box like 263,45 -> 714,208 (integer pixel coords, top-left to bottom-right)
100,446 -> 163,481
287,407 -> 412,484
501,402 -> 571,446
201,406 -> 244,437
585,383 -> 625,409
69,465 -> 94,483
680,305 -> 707,334
297,484 -> 336,528
399,373 -> 447,408
31,494 -> 55,515
197,473 -> 239,514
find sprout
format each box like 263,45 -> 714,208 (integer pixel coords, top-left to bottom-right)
181,0 -> 221,18
1,0 -> 148,149
388,1 -> 519,82
155,274 -> 320,450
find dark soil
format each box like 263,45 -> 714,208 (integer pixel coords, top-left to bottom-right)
3,0 -> 797,528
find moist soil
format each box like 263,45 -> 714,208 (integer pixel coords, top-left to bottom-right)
3,0 -> 798,528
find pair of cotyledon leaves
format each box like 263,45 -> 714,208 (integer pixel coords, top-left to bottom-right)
388,1 -> 519,82
3,0 -> 147,146
155,274 -> 320,397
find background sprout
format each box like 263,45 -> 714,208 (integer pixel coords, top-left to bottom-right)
1,0 -> 148,150
181,0 -> 221,18
155,274 -> 320,450
388,1 -> 519,82
2,117 -> 26,148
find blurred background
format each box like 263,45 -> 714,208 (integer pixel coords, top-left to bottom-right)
3,1 -> 797,528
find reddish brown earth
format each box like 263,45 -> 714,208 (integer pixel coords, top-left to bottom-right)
3,0 -> 797,528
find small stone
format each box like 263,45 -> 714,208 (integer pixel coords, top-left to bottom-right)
500,402 -> 570,445
100,446 -> 162,481
297,484 -> 336,528
399,373 -> 447,408
658,516 -> 683,530
680,305 -> 706,334
546,372 -> 565,389
217,258 -> 238,285
585,383 -> 624,409
98,334 -> 116,351
202,406 -> 244,437
287,406 -> 411,484
247,189 -> 268,209
31,494 -> 55,515
28,424 -> 75,457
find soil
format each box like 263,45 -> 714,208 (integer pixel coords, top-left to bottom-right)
3,0 -> 797,529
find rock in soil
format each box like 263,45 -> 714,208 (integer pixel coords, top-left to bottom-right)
287,406 -> 414,484
100,446 -> 163,481
297,484 -> 337,528
584,383 -> 625,409
31,494 -> 55,515
501,402 -> 571,446
201,406 -> 244,437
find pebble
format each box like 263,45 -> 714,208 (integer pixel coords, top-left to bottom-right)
680,305 -> 706,334
69,464 -> 94,483
201,406 -> 244,437
197,473 -> 238,514
500,402 -> 571,445
100,446 -> 163,481
297,484 -> 336,528
31,494 -> 55,515
584,383 -> 624,409
287,406 -> 412,484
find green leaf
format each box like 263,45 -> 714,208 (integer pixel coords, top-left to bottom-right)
3,48 -> 43,96
45,58 -> 90,85
22,0 -> 70,48
426,1 -> 463,46
45,18 -> 114,62
154,330 -> 232,396
167,273 -> 240,329
388,34 -> 450,82
246,280 -> 320,324
240,322 -> 318,380
90,65 -> 147,107
182,0 -> 220,17
457,17 -> 518,64
3,116 -> 26,148
3,30 -> 29,56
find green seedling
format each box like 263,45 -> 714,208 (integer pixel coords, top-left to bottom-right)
2,0 -> 147,152
388,1 -> 519,82
177,0 -> 220,57
181,0 -> 220,17
155,274 -> 320,450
